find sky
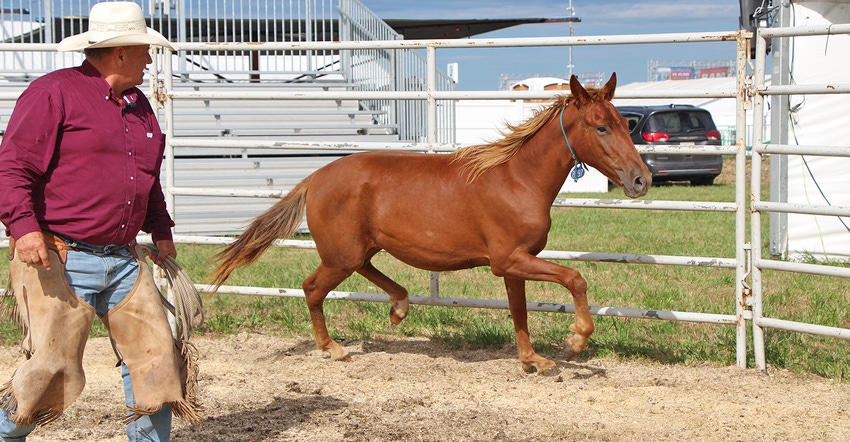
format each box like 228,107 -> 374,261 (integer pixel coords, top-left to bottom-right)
361,0 -> 744,90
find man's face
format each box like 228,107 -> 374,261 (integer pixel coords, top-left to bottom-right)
120,45 -> 153,88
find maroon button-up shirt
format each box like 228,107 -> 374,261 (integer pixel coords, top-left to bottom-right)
0,60 -> 174,246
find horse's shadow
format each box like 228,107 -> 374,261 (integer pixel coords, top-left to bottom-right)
275,337 -> 609,379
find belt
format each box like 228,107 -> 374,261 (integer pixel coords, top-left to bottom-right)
6,232 -> 131,263
50,232 -> 130,257
26,232 -> 130,262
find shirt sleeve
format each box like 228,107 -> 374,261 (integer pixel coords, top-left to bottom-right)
0,87 -> 61,239
142,176 -> 175,243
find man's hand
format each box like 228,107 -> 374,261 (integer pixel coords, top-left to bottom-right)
151,239 -> 177,267
15,231 -> 52,270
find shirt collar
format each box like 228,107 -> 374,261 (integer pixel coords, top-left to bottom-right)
79,60 -> 123,106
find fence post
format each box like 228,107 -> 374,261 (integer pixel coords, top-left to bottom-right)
734,30 -> 751,368
750,28 -> 770,371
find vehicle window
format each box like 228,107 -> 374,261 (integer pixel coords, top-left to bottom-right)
647,111 -> 715,134
681,113 -> 704,130
686,112 -> 717,131
647,113 -> 681,133
623,115 -> 641,132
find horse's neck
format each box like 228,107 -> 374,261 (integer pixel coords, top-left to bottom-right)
507,118 -> 575,200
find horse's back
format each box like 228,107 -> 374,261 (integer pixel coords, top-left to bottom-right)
311,150 -> 458,197
319,150 -> 451,177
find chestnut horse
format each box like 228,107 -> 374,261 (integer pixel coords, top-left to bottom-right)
210,73 -> 651,373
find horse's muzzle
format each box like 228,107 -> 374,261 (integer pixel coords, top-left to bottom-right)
624,173 -> 651,198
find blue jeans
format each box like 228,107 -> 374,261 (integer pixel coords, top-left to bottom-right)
0,244 -> 172,442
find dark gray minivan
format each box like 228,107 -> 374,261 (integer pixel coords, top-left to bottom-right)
617,105 -> 723,186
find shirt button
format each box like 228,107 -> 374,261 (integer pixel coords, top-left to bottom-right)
120,224 -> 125,229
128,152 -> 132,156
127,201 -> 132,205
125,128 -> 129,133
130,176 -> 134,181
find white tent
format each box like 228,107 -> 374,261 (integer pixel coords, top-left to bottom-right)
783,1 -> 850,260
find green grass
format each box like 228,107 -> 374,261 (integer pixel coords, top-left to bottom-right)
1,159 -> 848,381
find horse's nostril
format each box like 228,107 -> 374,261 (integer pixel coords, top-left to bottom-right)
634,176 -> 647,193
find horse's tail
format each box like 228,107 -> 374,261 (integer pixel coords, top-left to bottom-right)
208,176 -> 311,290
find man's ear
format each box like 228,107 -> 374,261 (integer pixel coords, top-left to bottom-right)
113,46 -> 125,63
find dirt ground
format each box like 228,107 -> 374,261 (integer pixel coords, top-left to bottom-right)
1,333 -> 848,442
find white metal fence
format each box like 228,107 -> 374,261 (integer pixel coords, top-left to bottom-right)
338,0 -> 455,143
1,25 -> 848,370
0,0 -> 341,78
748,23 -> 850,370
152,30 -> 753,368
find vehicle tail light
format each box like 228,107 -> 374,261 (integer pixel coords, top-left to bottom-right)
642,132 -> 670,142
706,130 -> 721,140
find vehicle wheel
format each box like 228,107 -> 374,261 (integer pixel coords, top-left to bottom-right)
690,177 -> 715,186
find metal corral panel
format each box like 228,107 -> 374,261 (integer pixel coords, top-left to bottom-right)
170,155 -> 343,236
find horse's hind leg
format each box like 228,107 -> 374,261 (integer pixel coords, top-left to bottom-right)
303,263 -> 354,361
504,277 -> 557,374
356,261 -> 409,324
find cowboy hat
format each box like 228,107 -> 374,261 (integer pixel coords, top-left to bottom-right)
57,2 -> 174,52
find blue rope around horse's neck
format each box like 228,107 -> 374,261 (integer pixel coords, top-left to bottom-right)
559,105 -> 587,182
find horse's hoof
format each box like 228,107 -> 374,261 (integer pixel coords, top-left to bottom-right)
331,353 -> 353,362
390,312 -> 404,325
326,343 -> 352,362
522,359 -> 556,375
389,302 -> 409,325
564,333 -> 588,361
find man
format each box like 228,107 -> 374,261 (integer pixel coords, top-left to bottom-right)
0,2 -> 200,441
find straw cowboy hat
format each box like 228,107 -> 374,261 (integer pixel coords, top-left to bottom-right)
57,2 -> 174,51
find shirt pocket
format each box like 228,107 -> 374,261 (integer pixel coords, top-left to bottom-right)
136,133 -> 166,176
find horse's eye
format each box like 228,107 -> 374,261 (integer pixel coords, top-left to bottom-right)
597,126 -> 608,135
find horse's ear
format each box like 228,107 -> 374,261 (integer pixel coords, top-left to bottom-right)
598,72 -> 618,101
569,75 -> 592,107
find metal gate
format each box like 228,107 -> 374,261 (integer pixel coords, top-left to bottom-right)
748,23 -> 850,370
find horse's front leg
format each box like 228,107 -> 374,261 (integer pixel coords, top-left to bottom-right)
561,269 -> 593,361
504,277 -> 557,374
303,264 -> 352,361
496,252 -> 595,364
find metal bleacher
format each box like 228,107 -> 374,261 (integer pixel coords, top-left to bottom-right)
0,84 -> 398,139
162,76 -> 402,235
167,82 -> 395,139
163,78 -> 403,235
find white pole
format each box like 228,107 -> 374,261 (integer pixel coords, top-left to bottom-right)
567,0 -> 575,77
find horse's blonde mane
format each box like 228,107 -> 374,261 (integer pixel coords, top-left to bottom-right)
450,95 -> 574,183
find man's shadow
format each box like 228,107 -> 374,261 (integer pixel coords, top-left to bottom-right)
171,394 -> 347,441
